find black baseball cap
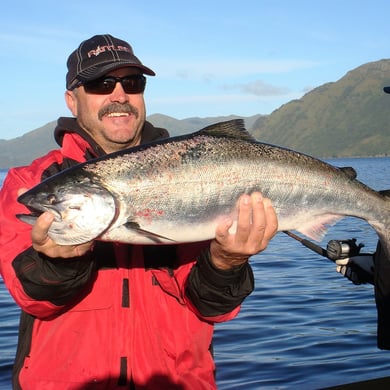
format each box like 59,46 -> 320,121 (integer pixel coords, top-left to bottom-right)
66,34 -> 155,90
384,86 -> 390,94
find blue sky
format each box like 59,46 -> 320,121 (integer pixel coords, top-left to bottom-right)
1,0 -> 389,139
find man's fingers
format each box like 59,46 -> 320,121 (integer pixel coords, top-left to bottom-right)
210,192 -> 278,270
335,258 -> 351,266
235,194 -> 253,243
259,198 -> 278,242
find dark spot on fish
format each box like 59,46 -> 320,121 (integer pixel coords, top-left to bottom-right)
180,142 -> 210,162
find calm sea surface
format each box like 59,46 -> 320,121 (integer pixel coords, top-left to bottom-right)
0,157 -> 389,389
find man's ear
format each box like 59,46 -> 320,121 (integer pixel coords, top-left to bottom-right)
65,90 -> 77,116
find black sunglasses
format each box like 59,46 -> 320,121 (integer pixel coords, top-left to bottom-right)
83,74 -> 146,95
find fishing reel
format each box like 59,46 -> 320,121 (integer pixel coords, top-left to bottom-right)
326,238 -> 365,260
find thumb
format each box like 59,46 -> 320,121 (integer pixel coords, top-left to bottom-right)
31,212 -> 55,246
215,217 -> 234,240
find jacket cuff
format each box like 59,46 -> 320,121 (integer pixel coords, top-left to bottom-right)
197,249 -> 251,287
13,247 -> 96,306
186,249 -> 254,317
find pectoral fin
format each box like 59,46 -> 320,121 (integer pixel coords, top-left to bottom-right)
124,222 -> 176,243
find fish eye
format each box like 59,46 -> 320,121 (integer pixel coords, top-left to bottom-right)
47,194 -> 57,204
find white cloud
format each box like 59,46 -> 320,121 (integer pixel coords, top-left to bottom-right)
153,59 -> 319,79
221,80 -> 290,97
148,90 -> 302,106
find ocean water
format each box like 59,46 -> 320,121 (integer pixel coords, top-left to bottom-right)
0,157 -> 389,389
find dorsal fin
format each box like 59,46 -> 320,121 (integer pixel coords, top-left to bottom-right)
197,119 -> 256,142
339,166 -> 357,179
379,189 -> 390,198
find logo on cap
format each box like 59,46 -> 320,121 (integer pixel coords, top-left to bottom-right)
88,44 -> 133,58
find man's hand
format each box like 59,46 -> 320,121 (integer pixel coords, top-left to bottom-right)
210,192 -> 278,270
335,255 -> 375,285
31,211 -> 94,258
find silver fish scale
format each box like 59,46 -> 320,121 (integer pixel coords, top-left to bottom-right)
83,134 -> 385,227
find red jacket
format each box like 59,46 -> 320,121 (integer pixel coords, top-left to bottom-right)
0,118 -> 254,389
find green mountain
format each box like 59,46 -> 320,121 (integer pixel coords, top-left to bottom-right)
251,59 -> 390,157
1,59 -> 389,168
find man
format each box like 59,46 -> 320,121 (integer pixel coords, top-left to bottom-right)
336,85 -> 390,350
0,34 -> 278,389
336,241 -> 390,349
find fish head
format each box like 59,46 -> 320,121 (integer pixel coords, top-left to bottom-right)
17,175 -> 117,245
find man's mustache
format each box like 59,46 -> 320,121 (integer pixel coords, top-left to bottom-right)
98,103 -> 139,120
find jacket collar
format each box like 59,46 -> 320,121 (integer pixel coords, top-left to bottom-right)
54,117 -> 170,159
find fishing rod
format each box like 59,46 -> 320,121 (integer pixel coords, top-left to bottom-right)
283,231 -> 374,285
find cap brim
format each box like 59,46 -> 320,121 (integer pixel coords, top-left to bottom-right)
82,61 -> 155,79
384,86 -> 390,94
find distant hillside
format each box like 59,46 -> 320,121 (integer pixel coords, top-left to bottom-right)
251,59 -> 390,157
1,58 -> 390,168
0,115 -> 261,168
0,122 -> 58,168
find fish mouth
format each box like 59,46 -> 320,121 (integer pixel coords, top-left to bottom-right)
17,204 -> 62,224
17,188 -> 64,222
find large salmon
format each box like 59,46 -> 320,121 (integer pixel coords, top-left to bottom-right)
17,120 -> 390,258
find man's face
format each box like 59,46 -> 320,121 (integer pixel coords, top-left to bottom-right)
65,67 -> 146,153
